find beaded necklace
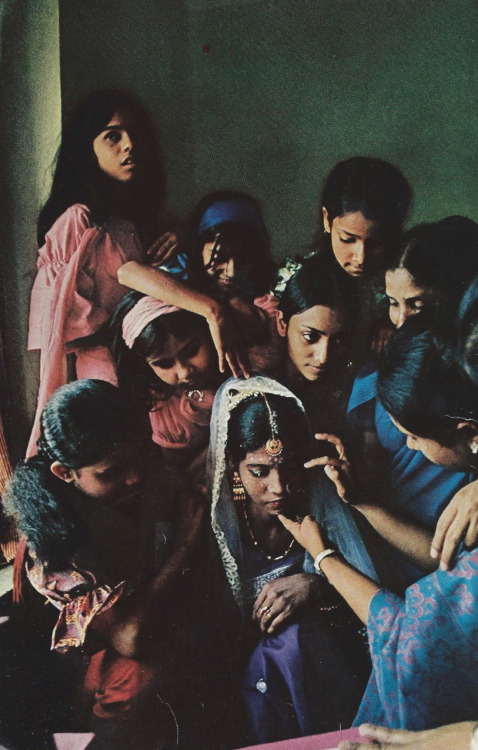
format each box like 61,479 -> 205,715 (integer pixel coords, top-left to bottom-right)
242,504 -> 296,561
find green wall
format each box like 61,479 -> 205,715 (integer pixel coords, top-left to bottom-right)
0,0 -> 60,457
60,0 -> 478,256
2,0 -> 478,450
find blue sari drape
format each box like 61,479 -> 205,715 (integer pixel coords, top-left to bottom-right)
355,548 -> 478,729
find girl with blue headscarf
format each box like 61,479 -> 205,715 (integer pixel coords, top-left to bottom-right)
118,190 -> 280,378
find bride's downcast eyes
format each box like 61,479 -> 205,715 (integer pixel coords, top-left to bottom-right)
249,466 -> 269,478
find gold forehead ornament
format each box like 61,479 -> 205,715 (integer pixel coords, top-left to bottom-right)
262,394 -> 283,457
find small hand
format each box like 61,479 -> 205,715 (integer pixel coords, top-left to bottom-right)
431,479 -> 478,570
146,232 -> 180,266
278,514 -> 327,559
252,573 -> 319,634
339,721 -> 476,750
207,307 -> 250,379
304,433 -> 355,503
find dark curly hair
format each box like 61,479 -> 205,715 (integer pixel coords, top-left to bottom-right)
5,380 -> 145,567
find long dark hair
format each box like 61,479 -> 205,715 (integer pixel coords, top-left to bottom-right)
108,291 -> 212,409
5,380 -> 145,566
278,256 -> 358,324
377,317 -> 477,444
315,156 -> 412,266
37,89 -> 166,246
185,190 -> 275,300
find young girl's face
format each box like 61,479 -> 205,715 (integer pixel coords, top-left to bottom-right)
278,304 -> 349,382
385,268 -> 438,328
93,111 -> 145,183
59,438 -> 146,504
146,330 -> 219,390
238,445 -> 306,521
323,208 -> 386,277
201,239 -> 253,296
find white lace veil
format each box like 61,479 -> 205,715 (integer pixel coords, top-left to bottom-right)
209,375 -> 379,607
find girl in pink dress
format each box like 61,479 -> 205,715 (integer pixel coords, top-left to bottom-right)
107,290 -> 284,471
27,90 -> 167,455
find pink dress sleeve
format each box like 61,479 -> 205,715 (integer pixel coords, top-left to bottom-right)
149,390 -> 215,450
29,205 -> 109,351
27,205 -> 143,456
247,294 -> 285,373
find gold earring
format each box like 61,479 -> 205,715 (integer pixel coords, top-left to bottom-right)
232,471 -> 247,502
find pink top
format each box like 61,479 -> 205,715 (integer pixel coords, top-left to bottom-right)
235,727 -> 361,749
149,389 -> 216,450
248,294 -> 284,373
148,296 -> 283,451
27,204 -> 144,455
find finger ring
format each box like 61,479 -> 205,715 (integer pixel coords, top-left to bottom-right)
260,606 -> 271,617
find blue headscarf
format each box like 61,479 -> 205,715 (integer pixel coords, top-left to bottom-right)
198,199 -> 265,236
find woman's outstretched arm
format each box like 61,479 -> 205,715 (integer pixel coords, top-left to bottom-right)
118,261 -> 250,377
278,514 -> 380,624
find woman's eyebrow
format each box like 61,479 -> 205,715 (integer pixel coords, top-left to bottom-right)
301,325 -> 326,335
338,228 -> 359,237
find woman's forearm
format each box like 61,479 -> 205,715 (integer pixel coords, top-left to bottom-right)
92,501 -> 204,659
356,504 -> 437,572
319,554 -> 380,624
118,261 -> 221,322
278,514 -> 380,623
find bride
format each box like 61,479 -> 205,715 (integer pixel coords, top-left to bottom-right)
208,374 -> 381,745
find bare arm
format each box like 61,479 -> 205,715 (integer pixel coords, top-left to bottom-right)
91,491 -> 204,659
355,505 -> 436,573
118,261 -> 249,377
278,515 -> 380,624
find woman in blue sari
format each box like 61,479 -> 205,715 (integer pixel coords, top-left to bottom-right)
348,217 -> 478,583
280,321 -> 478,730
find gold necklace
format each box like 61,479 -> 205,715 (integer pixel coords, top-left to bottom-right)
242,505 -> 296,561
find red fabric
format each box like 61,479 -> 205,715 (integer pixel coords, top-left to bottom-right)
12,536 -> 27,604
83,649 -> 155,720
